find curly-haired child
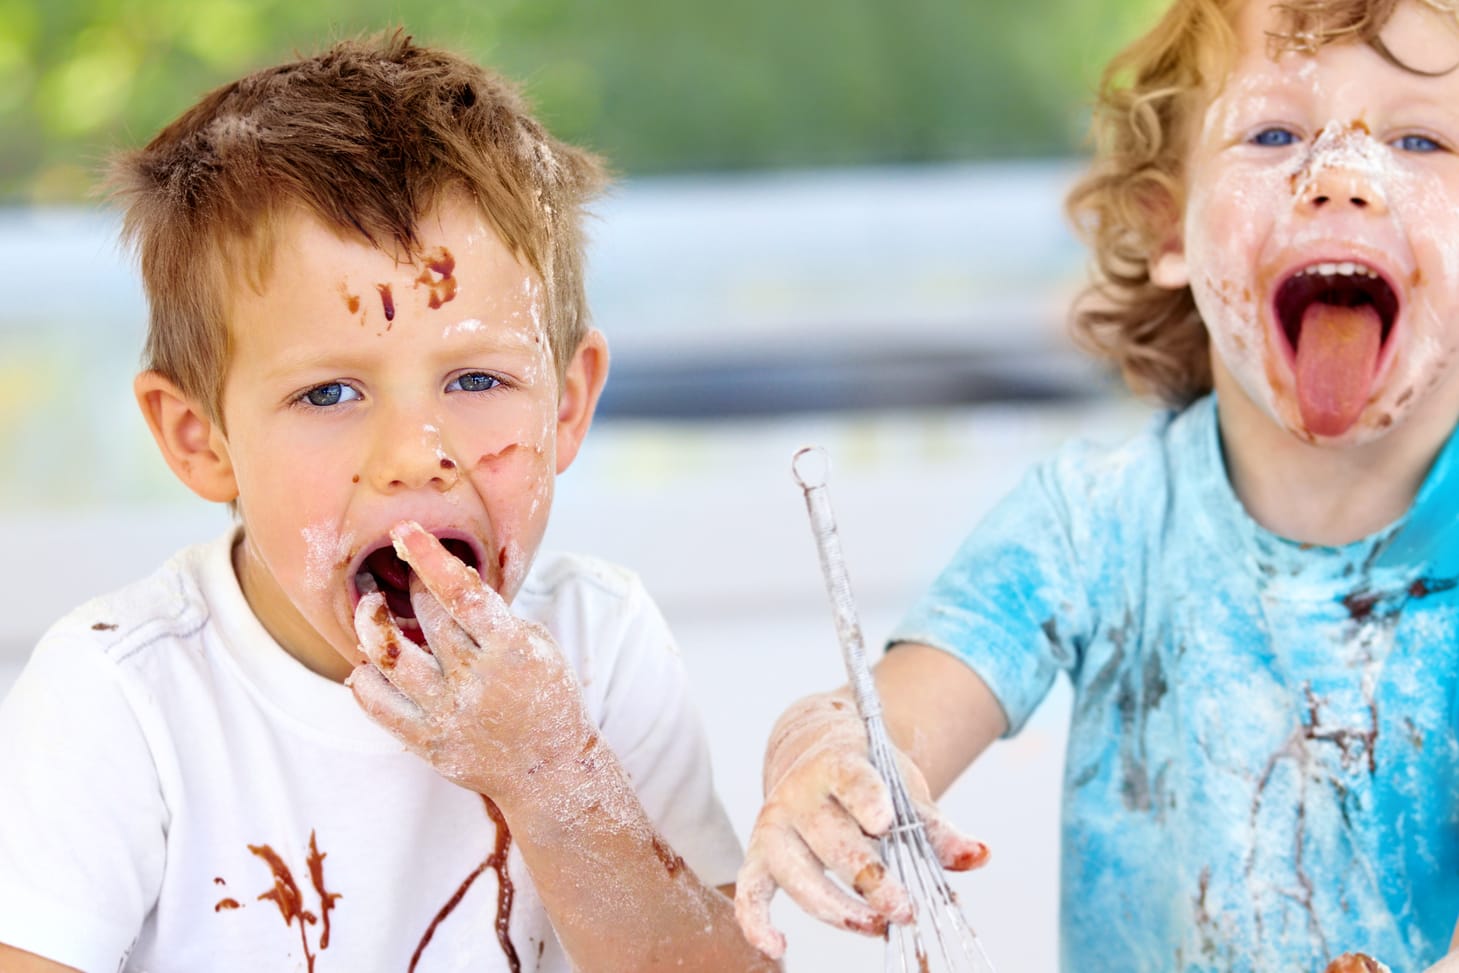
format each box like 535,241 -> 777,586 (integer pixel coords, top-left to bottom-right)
735,0 -> 1459,969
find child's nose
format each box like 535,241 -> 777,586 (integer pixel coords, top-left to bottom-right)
365,413 -> 461,493
1298,164 -> 1387,216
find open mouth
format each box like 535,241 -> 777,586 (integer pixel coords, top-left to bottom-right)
1274,262 -> 1398,357
354,535 -> 480,642
1273,261 -> 1400,436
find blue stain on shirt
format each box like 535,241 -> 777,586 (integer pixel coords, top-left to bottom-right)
891,394 -> 1459,972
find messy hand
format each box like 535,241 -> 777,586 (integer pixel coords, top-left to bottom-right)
348,521 -> 595,805
733,691 -> 988,959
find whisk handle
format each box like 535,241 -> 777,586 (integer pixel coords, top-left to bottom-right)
793,447 -> 883,720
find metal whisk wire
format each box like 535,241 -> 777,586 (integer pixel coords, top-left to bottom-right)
792,447 -> 997,973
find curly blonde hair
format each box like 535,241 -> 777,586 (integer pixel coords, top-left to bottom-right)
109,32 -> 607,423
1065,0 -> 1452,406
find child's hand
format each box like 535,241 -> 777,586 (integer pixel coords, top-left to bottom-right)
347,521 -> 596,806
733,691 -> 988,959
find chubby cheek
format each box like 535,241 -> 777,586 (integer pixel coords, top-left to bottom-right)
1350,180 -> 1459,433
1385,191 -> 1459,402
468,445 -> 554,600
234,447 -> 358,637
1380,285 -> 1459,430
1186,172 -> 1291,417
459,402 -> 558,600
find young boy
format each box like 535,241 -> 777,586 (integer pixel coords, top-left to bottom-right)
0,34 -> 777,973
734,0 -> 1459,970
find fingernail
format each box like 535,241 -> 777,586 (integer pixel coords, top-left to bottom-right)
852,862 -> 886,897
951,841 -> 990,870
842,913 -> 888,936
390,520 -> 425,559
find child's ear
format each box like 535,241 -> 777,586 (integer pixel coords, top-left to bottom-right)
1147,189 -> 1190,290
133,371 -> 239,503
554,329 -> 609,474
1150,234 -> 1190,290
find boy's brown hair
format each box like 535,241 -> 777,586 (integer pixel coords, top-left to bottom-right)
1065,0 -> 1456,407
109,31 -> 608,422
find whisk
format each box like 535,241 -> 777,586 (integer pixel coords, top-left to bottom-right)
792,446 -> 998,973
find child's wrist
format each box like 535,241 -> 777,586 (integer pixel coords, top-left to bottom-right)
489,718 -> 623,821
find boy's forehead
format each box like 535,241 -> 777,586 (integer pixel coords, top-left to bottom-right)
234,200 -> 539,304
215,200 -> 551,367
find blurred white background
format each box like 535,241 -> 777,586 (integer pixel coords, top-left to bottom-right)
0,162 -> 1152,970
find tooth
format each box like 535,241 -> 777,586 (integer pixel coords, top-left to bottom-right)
1316,262 -> 1339,275
1337,261 -> 1356,275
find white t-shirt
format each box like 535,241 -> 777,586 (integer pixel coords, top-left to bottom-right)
0,530 -> 742,973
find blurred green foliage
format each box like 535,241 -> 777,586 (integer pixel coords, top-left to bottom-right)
1,0 -> 1168,202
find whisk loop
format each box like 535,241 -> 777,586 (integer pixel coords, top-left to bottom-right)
792,446 -> 998,973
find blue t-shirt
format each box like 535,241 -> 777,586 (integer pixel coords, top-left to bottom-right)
892,395 -> 1459,972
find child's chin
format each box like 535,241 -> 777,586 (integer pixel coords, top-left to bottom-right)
1284,411 -> 1393,446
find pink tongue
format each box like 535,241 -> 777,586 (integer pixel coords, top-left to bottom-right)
1294,302 -> 1382,437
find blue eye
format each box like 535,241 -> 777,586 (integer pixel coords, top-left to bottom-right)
1250,127 -> 1299,147
1393,134 -> 1442,153
301,383 -> 360,407
448,372 -> 501,393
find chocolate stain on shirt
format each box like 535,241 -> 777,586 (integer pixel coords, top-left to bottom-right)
219,806 -> 522,969
243,830 -> 340,973
410,795 -> 519,972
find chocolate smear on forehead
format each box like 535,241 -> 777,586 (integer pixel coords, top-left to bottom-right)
414,245 -> 458,309
377,282 -> 395,323
338,281 -> 360,314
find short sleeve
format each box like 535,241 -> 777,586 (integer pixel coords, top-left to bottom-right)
890,460 -> 1095,736
0,635 -> 167,971
594,578 -> 743,889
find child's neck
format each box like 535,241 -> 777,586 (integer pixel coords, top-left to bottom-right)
1214,374 -> 1458,547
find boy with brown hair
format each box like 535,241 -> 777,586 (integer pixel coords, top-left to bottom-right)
735,0 -> 1459,969
0,33 -> 776,973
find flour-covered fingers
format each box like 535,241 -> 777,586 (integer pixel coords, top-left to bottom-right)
883,748 -> 988,871
354,591 -> 443,698
407,573 -> 482,678
346,663 -> 426,736
733,856 -> 786,959
390,520 -> 512,633
758,822 -> 892,937
918,800 -> 990,872
796,801 -> 911,922
823,748 -> 897,838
